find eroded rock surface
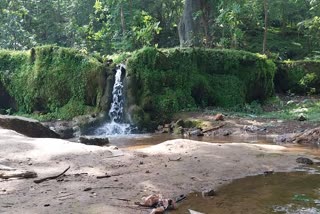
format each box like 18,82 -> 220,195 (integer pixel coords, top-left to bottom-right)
0,115 -> 60,138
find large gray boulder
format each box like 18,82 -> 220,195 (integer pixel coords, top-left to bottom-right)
0,115 -> 60,138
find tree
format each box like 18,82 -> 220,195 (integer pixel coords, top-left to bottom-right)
178,0 -> 214,47
262,0 -> 268,53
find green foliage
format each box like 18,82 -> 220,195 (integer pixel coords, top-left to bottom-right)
261,97 -> 320,122
298,16 -> 320,47
126,47 -> 276,126
275,60 -> 320,94
0,46 -> 104,119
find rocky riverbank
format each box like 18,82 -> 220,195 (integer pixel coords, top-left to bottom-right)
0,126 -> 318,214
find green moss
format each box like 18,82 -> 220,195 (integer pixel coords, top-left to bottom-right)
0,46 -> 104,119
126,47 -> 276,127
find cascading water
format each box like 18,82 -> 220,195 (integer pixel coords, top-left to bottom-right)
94,64 -> 132,136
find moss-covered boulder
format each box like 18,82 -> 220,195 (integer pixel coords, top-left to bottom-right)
124,47 -> 276,129
0,46 -> 107,120
275,60 -> 320,94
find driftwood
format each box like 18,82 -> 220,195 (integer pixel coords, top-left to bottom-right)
202,124 -> 225,134
34,166 -> 70,184
0,170 -> 37,179
96,175 -> 111,179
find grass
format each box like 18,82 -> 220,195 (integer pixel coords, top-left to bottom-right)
205,96 -> 320,122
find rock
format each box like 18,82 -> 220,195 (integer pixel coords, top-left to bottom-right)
244,125 -> 259,132
263,170 -> 274,176
290,127 -> 320,146
0,115 -> 60,138
162,127 -> 171,133
297,114 -> 307,121
79,136 -> 109,146
202,189 -> 216,197
51,126 -> 74,139
214,113 -> 224,121
157,125 -> 164,131
223,130 -> 232,136
189,209 -> 205,214
286,100 -> 295,105
175,119 -> 185,127
296,157 -> 314,165
188,128 -> 203,137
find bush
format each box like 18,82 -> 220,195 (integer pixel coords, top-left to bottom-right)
275,60 -> 320,94
0,46 -> 105,119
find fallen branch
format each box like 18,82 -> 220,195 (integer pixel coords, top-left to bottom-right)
34,166 -> 70,184
202,124 -> 225,134
96,172 -> 123,179
112,198 -> 131,202
96,175 -> 111,179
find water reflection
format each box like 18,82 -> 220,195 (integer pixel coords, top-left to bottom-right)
171,172 -> 320,214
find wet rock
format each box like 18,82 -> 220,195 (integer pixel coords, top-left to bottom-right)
289,127 -> 320,146
244,125 -> 259,132
188,128 -> 203,137
202,189 -> 216,197
223,130 -> 232,136
0,115 -> 60,138
274,134 -> 294,144
213,113 -> 224,121
79,136 -> 109,146
296,157 -> 314,165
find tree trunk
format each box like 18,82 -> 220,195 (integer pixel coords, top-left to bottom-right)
262,0 -> 268,54
120,5 -> 126,35
178,0 -> 201,47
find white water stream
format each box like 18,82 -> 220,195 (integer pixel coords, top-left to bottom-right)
94,64 -> 132,136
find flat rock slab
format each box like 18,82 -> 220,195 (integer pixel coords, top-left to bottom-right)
0,115 -> 60,138
79,136 -> 109,146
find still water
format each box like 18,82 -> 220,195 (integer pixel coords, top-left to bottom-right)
171,172 -> 320,214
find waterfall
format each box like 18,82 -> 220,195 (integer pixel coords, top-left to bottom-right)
94,64 -> 132,136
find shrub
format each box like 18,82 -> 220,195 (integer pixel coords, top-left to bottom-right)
0,46 -> 105,120
275,60 -> 320,94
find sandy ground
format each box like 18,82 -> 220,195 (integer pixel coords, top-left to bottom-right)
0,127 -> 317,214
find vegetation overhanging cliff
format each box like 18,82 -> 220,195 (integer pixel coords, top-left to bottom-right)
0,46 -> 106,120
1,46 -> 319,129
124,47 -> 276,128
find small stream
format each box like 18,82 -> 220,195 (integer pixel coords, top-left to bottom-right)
171,171 -> 320,214
106,134 -> 274,149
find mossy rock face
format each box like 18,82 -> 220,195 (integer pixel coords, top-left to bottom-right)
125,47 -> 276,129
0,46 -> 106,120
127,105 -> 151,128
275,60 -> 320,94
0,80 -> 16,111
